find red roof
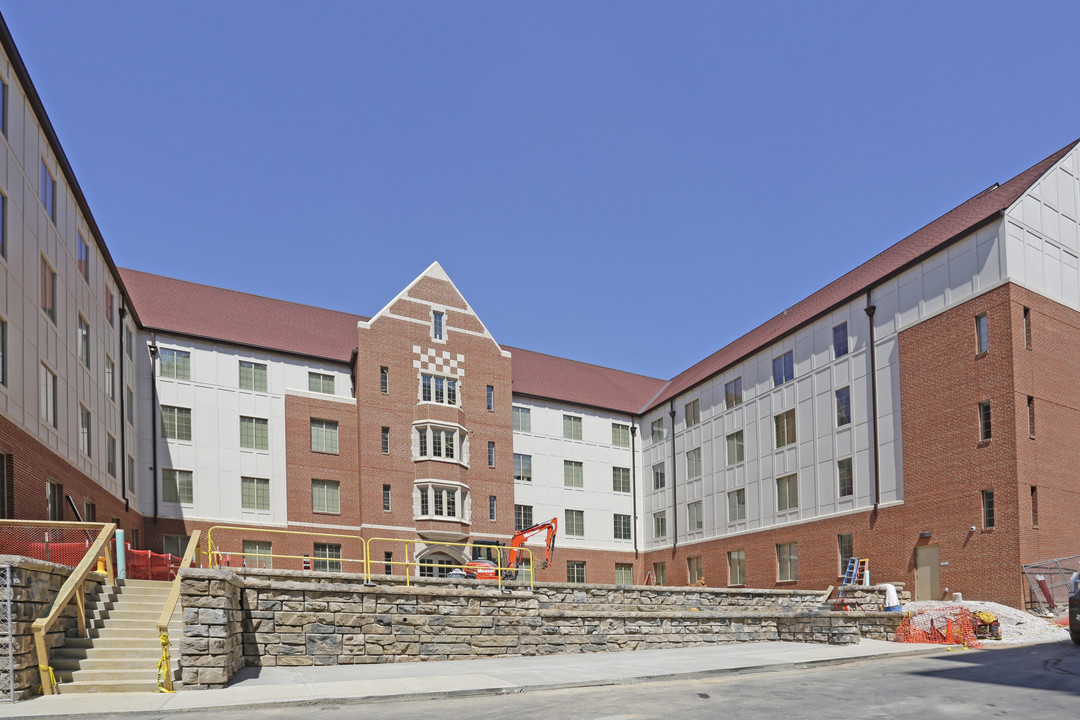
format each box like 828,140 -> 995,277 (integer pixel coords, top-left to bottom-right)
646,139 -> 1079,411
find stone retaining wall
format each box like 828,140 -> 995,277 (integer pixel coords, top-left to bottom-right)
833,583 -> 912,612
177,571 -> 244,688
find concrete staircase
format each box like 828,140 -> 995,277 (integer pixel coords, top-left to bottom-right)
51,579 -> 182,693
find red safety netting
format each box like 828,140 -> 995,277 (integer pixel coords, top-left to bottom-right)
0,526 -> 100,567
894,605 -> 983,648
113,541 -> 181,581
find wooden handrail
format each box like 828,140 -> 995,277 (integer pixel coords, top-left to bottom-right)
30,522 -> 116,696
155,530 -> 201,692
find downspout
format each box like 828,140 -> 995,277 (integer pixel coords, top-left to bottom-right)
864,292 -> 880,510
119,306 -> 128,510
630,423 -> 638,558
669,402 -> 677,553
148,336 -> 159,523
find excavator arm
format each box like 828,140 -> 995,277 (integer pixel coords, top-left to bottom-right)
505,517 -> 558,573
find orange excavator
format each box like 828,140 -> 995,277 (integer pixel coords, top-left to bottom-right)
463,517 -> 558,580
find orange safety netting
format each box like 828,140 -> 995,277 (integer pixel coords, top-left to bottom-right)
894,606 -> 982,648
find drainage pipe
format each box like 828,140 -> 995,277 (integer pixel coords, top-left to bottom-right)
119,306 -> 128,509
630,423 -> 638,558
149,336 -> 159,522
864,292 -> 880,509
669,403 -> 677,553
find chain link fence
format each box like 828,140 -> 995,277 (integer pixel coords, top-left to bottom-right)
1021,554 -> 1080,613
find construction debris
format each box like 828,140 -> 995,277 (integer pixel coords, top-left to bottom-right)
903,600 -> 1069,645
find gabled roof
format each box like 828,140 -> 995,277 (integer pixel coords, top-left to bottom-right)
119,268 -> 367,363
645,139 -> 1080,411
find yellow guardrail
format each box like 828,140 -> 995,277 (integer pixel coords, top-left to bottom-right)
156,530 -> 201,693
365,537 -> 537,588
205,526 -> 366,572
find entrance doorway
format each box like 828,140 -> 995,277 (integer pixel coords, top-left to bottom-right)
915,545 -> 940,601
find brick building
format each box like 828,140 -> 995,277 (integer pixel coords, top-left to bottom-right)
0,13 -> 1077,607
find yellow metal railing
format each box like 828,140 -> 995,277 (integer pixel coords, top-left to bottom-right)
155,530 -> 201,693
365,537 -> 538,588
205,525 -> 365,572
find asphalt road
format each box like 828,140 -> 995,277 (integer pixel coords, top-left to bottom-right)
69,640 -> 1080,720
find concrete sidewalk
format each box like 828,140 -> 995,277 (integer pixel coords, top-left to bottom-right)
1,640 -> 942,718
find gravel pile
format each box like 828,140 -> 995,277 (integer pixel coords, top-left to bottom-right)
902,600 -> 1071,645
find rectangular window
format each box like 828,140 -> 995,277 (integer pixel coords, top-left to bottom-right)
1031,485 -> 1039,527
835,386 -> 851,426
563,460 -> 583,488
777,474 -> 798,512
772,350 -> 794,386
777,542 -> 798,581
774,409 -> 796,448
0,317 -> 5,386
240,416 -> 269,450
688,500 -> 703,531
124,324 -> 133,359
432,310 -> 444,340
515,504 -> 533,531
157,348 -> 190,381
833,322 -> 849,358
243,540 -> 273,569
1023,306 -> 1032,349
565,509 -> 584,536
653,562 -> 666,586
725,377 -> 743,408
685,399 -> 700,427
838,458 -> 854,497
40,256 -> 56,322
979,401 -> 992,441
312,479 -> 340,514
726,430 -> 744,465
311,419 -> 339,453
838,534 -> 854,576
77,315 -> 90,368
975,313 -> 989,354
727,488 -> 746,522
161,406 -> 192,441
382,483 -> 391,511
379,366 -> 388,394
652,463 -> 665,490
486,440 -> 495,467
651,418 -> 664,443
687,556 -> 703,584
0,193 -> 5,260
566,561 -> 586,584
384,551 -> 393,575
313,543 -> 342,572
162,469 -> 193,504
106,288 -> 114,327
486,385 -> 494,411
127,455 -> 135,493
611,423 -> 630,447
126,386 -> 135,424
107,434 -> 117,477
234,360 -> 266,391
612,466 -> 631,493
382,426 -> 390,454
420,374 -> 457,405
982,489 -> 995,528
79,405 -> 91,456
513,453 -> 532,482
728,550 -> 745,586
686,447 -> 702,479
613,513 -> 632,540
77,232 -> 89,282
563,414 -> 583,440
241,476 -> 270,511
0,79 -> 5,137
512,406 -> 531,432
615,563 -> 633,586
653,511 -> 667,539
40,364 -> 57,428
163,535 -> 190,558
40,160 -> 55,221
488,494 -> 496,521
309,371 -> 335,394
46,480 -> 62,521
1028,396 -> 1035,438
105,355 -> 115,400
420,487 -> 429,516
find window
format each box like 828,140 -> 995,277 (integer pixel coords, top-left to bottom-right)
688,500 -> 703,531
488,495 -> 496,521
379,366 -> 388,394
611,423 -> 630,447
975,313 -> 989,354
313,543 -> 342,572
615,563 -> 634,586
1031,485 -> 1039,527
107,435 -> 117,477
564,460 -> 583,488
240,416 -> 269,450
106,288 -> 114,327
162,469 -> 193,504
416,425 -> 461,461
124,324 -> 133,359
728,550 -> 745,586
104,355 -> 115,400
774,409 -> 796,448
513,406 -> 531,432
40,364 -> 57,428
726,431 -> 744,465
238,360 -> 266,391
838,534 -> 854,576
243,540 -> 273,569
0,193 -> 5,260
838,458 -> 854,497
40,256 -> 56,322
40,160 -> 55,222
309,372 -> 334,394
613,513 -> 631,540
513,453 -> 532,482
566,561 -> 586,584
563,415 -> 583,440
155,348 -> 190,381
432,310 -> 445,341
565,509 -> 584,536
651,418 -> 664,443
241,477 -> 270,511
725,377 -> 743,408
0,317 -> 5,386
833,322 -> 849,358
835,386 -> 851,427
162,406 -> 192,441
982,489 -> 995,528
77,232 -> 89,282
1023,306 -> 1032,349
126,387 -> 135,424
382,483 -> 391,511
652,463 -> 665,490
487,441 -> 495,467
515,504 -> 533,531
653,562 -> 666,585
382,426 -> 390,454
979,401 -> 992,441
163,535 -> 190,558
773,350 -> 794,386
77,316 -> 90,368
686,447 -> 702,479
79,405 -> 91,457
486,385 -> 494,411
127,455 -> 135,493
653,511 -> 667,539
420,374 -> 458,405
612,466 -> 631,493
307,479 -> 339,514
384,551 -> 393,575
311,419 -> 339,453
687,556 -> 703,584
46,480 -> 62,521
416,484 -> 462,519
777,542 -> 798,581
727,488 -> 746,522
685,399 -> 700,427
1028,396 -> 1035,438
0,79 -> 5,138
419,557 -> 454,578
777,474 -> 798,512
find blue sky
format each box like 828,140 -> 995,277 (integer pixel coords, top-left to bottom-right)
4,2 -> 1080,379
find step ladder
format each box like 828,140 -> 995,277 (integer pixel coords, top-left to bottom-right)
834,557 -> 869,609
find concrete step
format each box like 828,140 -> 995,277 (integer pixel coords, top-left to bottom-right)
57,679 -> 172,694
58,667 -> 172,683
65,636 -> 162,650
54,646 -> 165,661
53,656 -> 161,672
